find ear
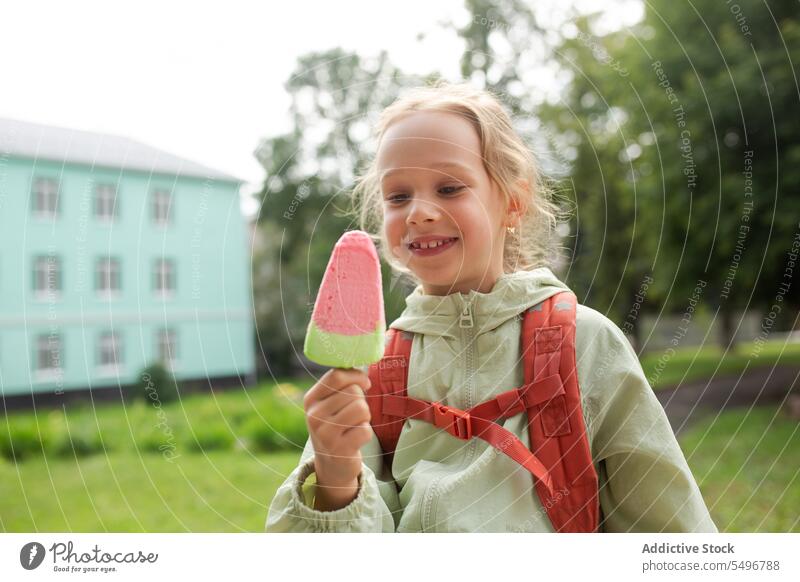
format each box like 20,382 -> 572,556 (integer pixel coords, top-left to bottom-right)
505,180 -> 530,227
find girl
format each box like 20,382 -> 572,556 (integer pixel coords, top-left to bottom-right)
266,82 -> 717,533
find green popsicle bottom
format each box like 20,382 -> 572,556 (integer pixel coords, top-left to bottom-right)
303,320 -> 386,368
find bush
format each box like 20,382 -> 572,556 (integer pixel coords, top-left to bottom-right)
46,411 -> 104,458
0,418 -> 49,461
182,422 -> 235,452
242,417 -> 278,452
138,362 -> 180,404
243,404 -> 307,453
135,423 -> 180,454
0,379 -> 310,460
49,426 -> 104,458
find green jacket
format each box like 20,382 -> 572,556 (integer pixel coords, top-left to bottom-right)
266,268 -> 718,532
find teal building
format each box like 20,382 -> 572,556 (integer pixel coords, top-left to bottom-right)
0,118 -> 255,399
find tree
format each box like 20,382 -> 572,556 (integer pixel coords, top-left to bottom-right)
540,1 -> 800,350
536,15 -> 658,350
621,0 -> 800,349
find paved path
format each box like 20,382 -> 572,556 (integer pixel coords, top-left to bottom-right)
655,365 -> 800,436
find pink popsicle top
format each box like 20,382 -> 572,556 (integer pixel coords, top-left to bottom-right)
311,230 -> 384,336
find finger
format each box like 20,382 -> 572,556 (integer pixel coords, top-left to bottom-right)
309,396 -> 369,437
323,368 -> 371,396
314,420 -> 355,449
341,423 -> 373,447
318,420 -> 372,454
306,368 -> 371,404
330,398 -> 371,427
307,385 -> 364,420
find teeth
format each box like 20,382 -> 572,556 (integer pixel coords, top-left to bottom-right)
412,238 -> 454,250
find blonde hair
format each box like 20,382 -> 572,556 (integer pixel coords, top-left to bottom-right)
350,81 -> 565,288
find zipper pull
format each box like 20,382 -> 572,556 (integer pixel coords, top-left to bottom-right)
459,299 -> 474,328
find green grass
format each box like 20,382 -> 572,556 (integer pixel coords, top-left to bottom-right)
4,404 -> 795,532
640,339 -> 800,390
0,450 -> 302,532
679,405 -> 800,532
2,363 -> 798,532
0,378 -> 315,532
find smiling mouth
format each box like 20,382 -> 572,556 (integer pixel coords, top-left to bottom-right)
408,237 -> 459,250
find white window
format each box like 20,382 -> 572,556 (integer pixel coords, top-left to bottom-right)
157,328 -> 177,365
36,334 -> 62,372
32,178 -> 59,218
33,255 -> 62,296
94,184 -> 117,220
152,189 -> 172,225
97,331 -> 121,368
153,259 -> 175,295
95,257 -> 121,294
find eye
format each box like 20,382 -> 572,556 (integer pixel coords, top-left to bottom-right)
438,185 -> 465,195
385,192 -> 409,204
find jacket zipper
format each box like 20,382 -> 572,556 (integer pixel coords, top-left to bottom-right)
459,296 -> 474,328
423,294 -> 476,531
459,294 -> 477,457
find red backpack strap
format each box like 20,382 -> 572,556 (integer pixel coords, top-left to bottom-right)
369,328 -> 556,492
523,291 -> 600,532
366,328 -> 412,466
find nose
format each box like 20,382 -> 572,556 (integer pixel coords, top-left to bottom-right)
406,196 -> 441,226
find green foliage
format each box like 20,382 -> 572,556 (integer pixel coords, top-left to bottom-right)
533,1 -> 800,350
46,411 -> 104,458
135,423 -> 177,454
183,422 -> 236,453
138,362 -> 180,404
0,380 -> 312,462
242,403 -> 308,453
0,417 -> 48,461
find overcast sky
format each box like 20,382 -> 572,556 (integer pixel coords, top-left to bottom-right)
1,1 -> 641,215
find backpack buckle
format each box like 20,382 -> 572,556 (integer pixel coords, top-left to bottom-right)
432,403 -> 472,440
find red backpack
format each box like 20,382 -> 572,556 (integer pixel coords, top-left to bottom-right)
366,290 -> 600,532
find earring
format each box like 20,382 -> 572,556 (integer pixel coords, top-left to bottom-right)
506,226 -> 516,234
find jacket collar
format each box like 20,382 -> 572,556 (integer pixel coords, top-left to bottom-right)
390,267 -> 571,339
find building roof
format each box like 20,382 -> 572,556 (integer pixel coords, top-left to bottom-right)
0,117 -> 241,183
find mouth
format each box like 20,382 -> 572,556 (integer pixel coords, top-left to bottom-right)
407,237 -> 459,257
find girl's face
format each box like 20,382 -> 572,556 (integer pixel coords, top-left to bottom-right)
377,110 -> 515,296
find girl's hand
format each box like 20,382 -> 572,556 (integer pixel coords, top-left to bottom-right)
303,367 -> 372,510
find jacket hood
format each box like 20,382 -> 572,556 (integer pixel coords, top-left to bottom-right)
390,267 -> 571,339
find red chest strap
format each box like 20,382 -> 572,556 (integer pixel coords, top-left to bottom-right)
381,393 -> 555,495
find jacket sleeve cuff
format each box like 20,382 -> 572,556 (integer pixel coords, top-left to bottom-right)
287,457 -> 385,532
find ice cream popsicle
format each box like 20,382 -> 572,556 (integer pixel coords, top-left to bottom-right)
303,230 -> 386,368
